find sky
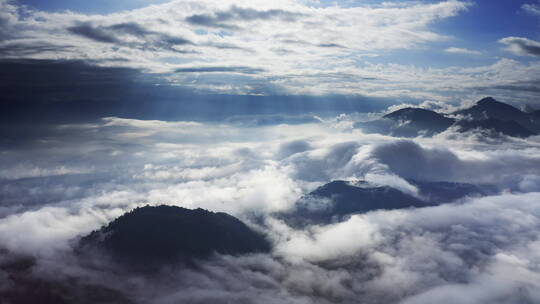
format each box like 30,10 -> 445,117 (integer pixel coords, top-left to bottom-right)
3,1 -> 540,304
2,0 -> 540,109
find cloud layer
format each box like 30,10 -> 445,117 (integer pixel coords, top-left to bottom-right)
3,0 -> 540,301
499,37 -> 540,57
1,115 -> 540,303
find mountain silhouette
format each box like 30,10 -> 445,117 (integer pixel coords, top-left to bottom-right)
406,179 -> 492,203
383,108 -> 454,135
453,97 -> 540,134
453,97 -> 530,122
282,181 -> 427,226
356,107 -> 454,137
79,205 -> 271,267
356,97 -> 538,138
282,179 -> 489,226
530,109 -> 540,122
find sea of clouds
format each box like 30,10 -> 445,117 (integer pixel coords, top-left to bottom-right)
1,113 -> 540,303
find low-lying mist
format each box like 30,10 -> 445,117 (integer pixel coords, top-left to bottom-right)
1,113 -> 540,303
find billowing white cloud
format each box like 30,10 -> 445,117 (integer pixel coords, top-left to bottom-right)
1,116 -> 540,302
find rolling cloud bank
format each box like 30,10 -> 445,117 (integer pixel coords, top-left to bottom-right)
2,98 -> 540,303
2,0 -> 540,302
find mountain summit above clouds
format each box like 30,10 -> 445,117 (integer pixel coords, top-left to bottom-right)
453,118 -> 536,138
381,107 -> 455,136
280,179 -> 491,226
356,97 -> 539,138
79,205 -> 270,267
453,97 -> 530,122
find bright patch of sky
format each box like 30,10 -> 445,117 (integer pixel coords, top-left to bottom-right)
18,0 -> 172,14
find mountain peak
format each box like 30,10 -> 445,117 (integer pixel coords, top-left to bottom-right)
281,179 -> 491,227
384,107 -> 444,120
79,205 -> 271,267
473,97 -> 519,111
476,97 -> 498,105
453,97 -> 528,122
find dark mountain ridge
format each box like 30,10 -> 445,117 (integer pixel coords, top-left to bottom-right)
281,179 -> 490,226
356,97 -> 539,138
355,107 -> 455,137
382,107 -> 456,136
79,205 -> 271,267
453,118 -> 536,138
383,107 -> 455,126
452,97 -> 530,121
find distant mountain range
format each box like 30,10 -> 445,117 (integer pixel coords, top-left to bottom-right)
280,179 -> 493,226
79,205 -> 270,269
356,97 -> 540,138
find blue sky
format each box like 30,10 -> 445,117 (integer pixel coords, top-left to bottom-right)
3,0 -> 540,106
18,0 -> 172,14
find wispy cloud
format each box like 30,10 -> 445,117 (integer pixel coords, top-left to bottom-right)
522,3 -> 540,16
175,66 -> 265,74
185,5 -> 306,29
499,36 -> 540,57
444,47 -> 482,55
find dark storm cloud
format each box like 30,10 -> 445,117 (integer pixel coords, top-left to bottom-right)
175,66 -> 265,74
185,6 -> 305,29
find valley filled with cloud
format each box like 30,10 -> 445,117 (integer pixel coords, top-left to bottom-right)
2,108 -> 540,303
3,0 -> 540,303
